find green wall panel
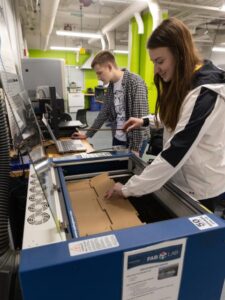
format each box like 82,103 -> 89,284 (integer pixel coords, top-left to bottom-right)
84,69 -> 98,92
29,49 -> 128,91
115,53 -> 128,68
130,17 -> 140,74
29,49 -> 90,66
129,12 -> 168,113
129,12 -> 155,113
139,12 -> 156,113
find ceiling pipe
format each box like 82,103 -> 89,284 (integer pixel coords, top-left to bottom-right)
40,0 -> 60,50
105,31 -> 115,50
146,0 -> 162,30
101,1 -> 148,35
87,1 -> 161,49
197,24 -> 225,30
100,36 -> 106,50
87,32 -> 106,49
160,1 -> 225,13
101,1 -> 162,48
134,13 -> 144,34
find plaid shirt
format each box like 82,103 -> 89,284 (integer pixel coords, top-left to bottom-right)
86,69 -> 149,151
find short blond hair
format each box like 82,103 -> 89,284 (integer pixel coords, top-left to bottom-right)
91,50 -> 117,68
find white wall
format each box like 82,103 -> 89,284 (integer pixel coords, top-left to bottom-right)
65,65 -> 84,89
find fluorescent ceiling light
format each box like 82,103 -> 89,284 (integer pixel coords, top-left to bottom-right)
212,47 -> 225,52
221,4 -> 225,11
56,30 -> 102,39
113,50 -> 129,54
50,46 -> 80,51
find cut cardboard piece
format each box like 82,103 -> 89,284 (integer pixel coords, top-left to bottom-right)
90,173 -> 114,198
67,179 -> 90,191
68,181 -> 111,236
67,172 -> 143,237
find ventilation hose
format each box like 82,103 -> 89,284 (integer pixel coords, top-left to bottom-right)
0,97 -> 19,300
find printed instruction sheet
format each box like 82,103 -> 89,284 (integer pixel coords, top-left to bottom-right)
122,238 -> 187,300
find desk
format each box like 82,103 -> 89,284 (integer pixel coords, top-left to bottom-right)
10,139 -> 94,169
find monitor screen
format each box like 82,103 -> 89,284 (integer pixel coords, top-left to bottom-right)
11,91 -> 42,150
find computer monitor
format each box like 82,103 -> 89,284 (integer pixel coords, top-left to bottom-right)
37,86 -> 64,138
11,91 -> 42,148
37,86 -> 79,138
21,58 -> 66,101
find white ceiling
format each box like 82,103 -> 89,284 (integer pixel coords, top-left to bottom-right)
17,0 -> 225,56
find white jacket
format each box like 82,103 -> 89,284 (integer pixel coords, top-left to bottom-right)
122,63 -> 225,200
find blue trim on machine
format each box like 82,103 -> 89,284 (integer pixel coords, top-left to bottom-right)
57,167 -> 79,238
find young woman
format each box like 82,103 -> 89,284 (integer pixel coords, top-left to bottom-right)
106,17 -> 225,216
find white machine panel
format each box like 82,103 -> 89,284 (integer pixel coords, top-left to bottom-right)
22,165 -> 65,249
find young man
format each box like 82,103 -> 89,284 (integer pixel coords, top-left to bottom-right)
72,50 -> 149,156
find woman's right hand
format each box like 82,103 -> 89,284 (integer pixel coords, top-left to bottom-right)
123,117 -> 144,132
71,131 -> 87,139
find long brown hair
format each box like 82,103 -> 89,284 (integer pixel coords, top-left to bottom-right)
147,17 -> 202,131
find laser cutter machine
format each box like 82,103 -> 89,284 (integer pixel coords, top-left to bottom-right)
19,151 -> 225,300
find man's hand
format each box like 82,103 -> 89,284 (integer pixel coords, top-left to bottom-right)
71,131 -> 87,139
123,117 -> 144,132
105,182 -> 124,199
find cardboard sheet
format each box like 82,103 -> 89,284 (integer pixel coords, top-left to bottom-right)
67,173 -> 143,237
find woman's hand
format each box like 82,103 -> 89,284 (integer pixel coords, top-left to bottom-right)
131,150 -> 140,157
105,182 -> 124,199
71,130 -> 87,139
123,117 -> 144,132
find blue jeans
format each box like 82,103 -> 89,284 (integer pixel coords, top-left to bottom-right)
112,137 -> 148,158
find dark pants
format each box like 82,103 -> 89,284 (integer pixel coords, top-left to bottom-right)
112,137 -> 148,158
200,192 -> 225,219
